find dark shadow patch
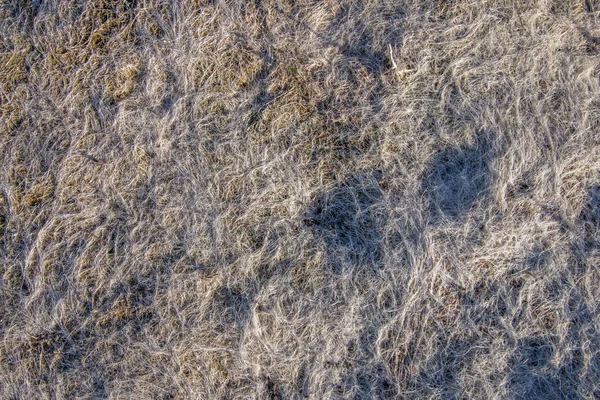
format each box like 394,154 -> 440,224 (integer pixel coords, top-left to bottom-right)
415,337 -> 472,399
262,374 -> 284,400
327,2 -> 404,67
322,4 -> 404,119
560,288 -> 598,398
160,94 -> 176,111
506,329 -> 591,400
586,353 -> 600,399
512,337 -> 554,369
247,87 -> 276,129
524,245 -> 552,273
507,337 -> 568,400
422,133 -> 495,222
572,183 -> 600,281
296,362 -> 310,398
580,28 -> 600,54
0,190 -> 8,248
92,268 -> 166,336
334,19 -> 392,75
211,285 -> 252,332
578,184 -> 600,243
335,333 -> 398,399
304,173 -> 384,272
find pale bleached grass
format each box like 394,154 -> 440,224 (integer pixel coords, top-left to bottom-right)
1,0 -> 599,398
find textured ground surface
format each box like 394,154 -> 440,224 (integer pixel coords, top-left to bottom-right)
1,0 -> 600,398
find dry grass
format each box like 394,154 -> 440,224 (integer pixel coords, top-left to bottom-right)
1,0 -> 600,398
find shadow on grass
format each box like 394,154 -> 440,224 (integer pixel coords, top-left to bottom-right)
579,183 -> 600,249
304,173 -> 385,273
507,336 -> 582,400
422,133 -> 496,222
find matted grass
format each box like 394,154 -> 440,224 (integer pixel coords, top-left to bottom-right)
1,0 -> 599,398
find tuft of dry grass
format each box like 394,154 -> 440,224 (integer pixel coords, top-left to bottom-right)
1,0 -> 600,398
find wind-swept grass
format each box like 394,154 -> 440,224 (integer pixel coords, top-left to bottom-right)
1,0 -> 599,398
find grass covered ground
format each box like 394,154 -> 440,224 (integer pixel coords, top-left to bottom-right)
1,0 -> 599,398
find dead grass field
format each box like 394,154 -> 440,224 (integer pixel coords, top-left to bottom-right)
1,0 -> 600,398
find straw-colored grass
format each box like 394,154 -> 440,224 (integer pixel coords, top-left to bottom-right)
1,1 -> 599,398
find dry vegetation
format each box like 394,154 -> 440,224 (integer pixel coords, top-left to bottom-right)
1,0 -> 600,398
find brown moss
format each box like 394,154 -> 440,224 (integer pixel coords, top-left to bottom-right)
0,44 -> 31,91
191,43 -> 266,91
85,3 -> 135,50
22,177 -> 56,208
0,102 -> 26,136
96,297 -> 136,329
44,43 -> 92,97
103,56 -> 143,102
